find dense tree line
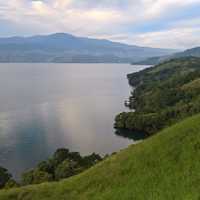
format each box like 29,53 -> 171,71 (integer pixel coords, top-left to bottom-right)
0,167 -> 18,189
0,148 -> 102,189
115,57 -> 200,135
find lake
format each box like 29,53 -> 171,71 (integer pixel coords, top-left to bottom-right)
0,63 -> 148,179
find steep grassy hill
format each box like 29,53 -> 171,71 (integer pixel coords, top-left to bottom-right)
1,113 -> 200,200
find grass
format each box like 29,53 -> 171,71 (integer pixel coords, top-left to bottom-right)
1,114 -> 200,200
181,78 -> 200,90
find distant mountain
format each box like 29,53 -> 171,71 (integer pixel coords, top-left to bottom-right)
0,33 -> 177,63
133,47 -> 200,65
172,47 -> 200,58
131,56 -> 167,65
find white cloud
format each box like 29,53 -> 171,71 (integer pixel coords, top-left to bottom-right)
0,0 -> 200,48
104,18 -> 200,49
140,0 -> 200,20
130,27 -> 200,49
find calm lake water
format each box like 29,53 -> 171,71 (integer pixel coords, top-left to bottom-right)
0,63 -> 148,179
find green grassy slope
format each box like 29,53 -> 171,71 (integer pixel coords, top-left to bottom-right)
1,114 -> 200,200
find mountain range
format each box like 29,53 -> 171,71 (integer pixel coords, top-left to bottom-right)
0,33 -> 177,63
133,46 -> 200,65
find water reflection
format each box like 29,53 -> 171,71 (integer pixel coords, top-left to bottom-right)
0,63 -> 149,179
115,129 -> 149,141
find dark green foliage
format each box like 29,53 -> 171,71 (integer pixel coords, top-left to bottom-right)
37,161 -> 54,175
4,180 -> 19,189
21,170 -> 53,185
0,167 -> 12,189
0,148 -> 102,188
21,149 -> 102,186
67,152 -> 82,162
115,57 -> 200,134
55,160 -> 79,180
80,153 -> 102,168
52,148 -> 70,166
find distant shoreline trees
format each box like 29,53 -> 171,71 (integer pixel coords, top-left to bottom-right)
115,57 -> 200,135
0,148 -> 102,189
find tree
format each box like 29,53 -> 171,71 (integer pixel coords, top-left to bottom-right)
52,148 -> 69,166
81,153 -> 102,168
20,149 -> 103,185
4,179 -> 19,189
67,152 -> 82,162
22,169 -> 53,185
37,161 -> 54,174
0,166 -> 11,189
55,159 -> 79,180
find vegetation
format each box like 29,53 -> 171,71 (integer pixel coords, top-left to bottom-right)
0,114 -> 200,199
21,149 -> 102,186
0,167 -> 12,189
132,46 -> 200,65
115,57 -> 200,134
0,149 -> 102,189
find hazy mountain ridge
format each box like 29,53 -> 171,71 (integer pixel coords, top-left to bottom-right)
172,47 -> 200,58
133,46 -> 200,65
0,33 -> 177,63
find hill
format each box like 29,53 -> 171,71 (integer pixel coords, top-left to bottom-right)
173,46 -> 200,58
1,113 -> 200,199
115,57 -> 200,134
0,33 -> 176,63
132,55 -> 168,65
133,47 -> 200,65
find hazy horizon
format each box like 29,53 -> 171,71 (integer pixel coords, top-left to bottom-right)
0,0 -> 200,49
0,32 -> 181,50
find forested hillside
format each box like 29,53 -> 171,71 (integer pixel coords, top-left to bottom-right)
115,57 -> 200,134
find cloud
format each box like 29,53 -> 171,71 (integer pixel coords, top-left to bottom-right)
100,18 -> 200,49
0,0 -> 200,48
129,27 -> 200,49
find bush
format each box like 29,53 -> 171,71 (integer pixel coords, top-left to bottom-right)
21,149 -> 102,185
22,169 -> 53,185
55,160 -> 79,180
4,179 -> 19,189
0,166 -> 12,189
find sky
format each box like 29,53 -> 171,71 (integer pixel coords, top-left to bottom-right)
0,0 -> 200,49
